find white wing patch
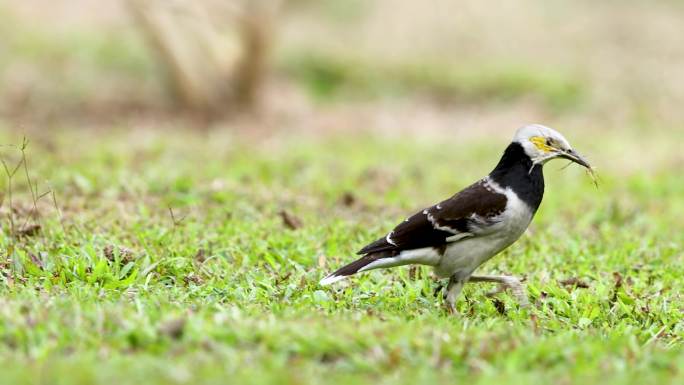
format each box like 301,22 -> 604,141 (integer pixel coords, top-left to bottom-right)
425,210 -> 459,234
445,233 -> 472,242
385,232 -> 397,246
482,176 -> 506,194
425,177 -> 508,239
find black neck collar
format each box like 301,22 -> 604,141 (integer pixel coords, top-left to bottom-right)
489,142 -> 545,212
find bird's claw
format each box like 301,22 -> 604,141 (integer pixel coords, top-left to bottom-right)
472,275 -> 529,308
485,284 -> 506,298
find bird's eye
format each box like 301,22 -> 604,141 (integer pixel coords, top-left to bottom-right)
545,138 -> 552,146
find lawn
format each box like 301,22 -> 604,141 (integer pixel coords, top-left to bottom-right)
0,127 -> 682,385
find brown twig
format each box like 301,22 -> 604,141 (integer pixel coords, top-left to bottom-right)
168,206 -> 187,228
47,181 -> 66,234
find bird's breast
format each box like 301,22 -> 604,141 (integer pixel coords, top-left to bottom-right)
434,190 -> 534,278
496,189 -> 535,240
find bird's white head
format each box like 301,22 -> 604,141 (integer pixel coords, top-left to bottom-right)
513,124 -> 591,169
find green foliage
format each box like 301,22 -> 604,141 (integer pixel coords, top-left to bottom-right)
281,51 -> 585,110
0,130 -> 682,384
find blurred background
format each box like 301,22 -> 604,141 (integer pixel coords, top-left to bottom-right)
1,3 -> 683,382
1,0 -> 682,141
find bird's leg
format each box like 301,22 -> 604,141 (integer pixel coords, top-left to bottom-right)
443,275 -> 466,315
469,275 -> 529,308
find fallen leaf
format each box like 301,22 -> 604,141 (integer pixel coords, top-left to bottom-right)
16,224 -> 41,237
103,245 -> 115,261
339,191 -> 356,207
610,271 -> 624,305
183,274 -> 204,285
279,210 -> 303,230
103,245 -> 136,263
194,249 -> 207,263
28,253 -> 44,270
559,277 -> 590,289
613,271 -> 623,288
408,265 -> 419,280
491,298 -> 506,315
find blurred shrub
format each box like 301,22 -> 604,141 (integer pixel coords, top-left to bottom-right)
285,0 -> 369,24
127,0 -> 282,119
281,51 -> 585,111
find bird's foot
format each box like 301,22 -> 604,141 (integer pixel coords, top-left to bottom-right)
484,284 -> 506,298
443,275 -> 465,316
470,275 -> 529,308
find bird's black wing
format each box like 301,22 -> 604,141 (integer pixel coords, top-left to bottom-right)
357,179 -> 508,255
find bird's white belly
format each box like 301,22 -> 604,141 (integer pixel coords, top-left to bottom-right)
434,193 -> 533,278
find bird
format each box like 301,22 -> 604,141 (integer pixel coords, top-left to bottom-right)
320,124 -> 594,314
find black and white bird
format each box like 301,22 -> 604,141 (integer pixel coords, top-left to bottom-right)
320,124 -> 593,313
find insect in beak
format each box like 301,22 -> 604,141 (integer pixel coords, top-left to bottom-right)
559,149 -> 598,187
559,149 -> 591,169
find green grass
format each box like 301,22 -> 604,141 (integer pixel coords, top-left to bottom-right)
0,128 -> 682,385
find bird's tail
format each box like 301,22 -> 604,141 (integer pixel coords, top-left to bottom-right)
319,254 -> 382,285
319,251 -> 424,285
